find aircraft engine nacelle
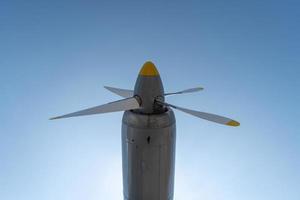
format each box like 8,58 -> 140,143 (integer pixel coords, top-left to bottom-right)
122,108 -> 176,200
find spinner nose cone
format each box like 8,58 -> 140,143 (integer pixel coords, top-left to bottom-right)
134,61 -> 164,113
139,61 -> 159,76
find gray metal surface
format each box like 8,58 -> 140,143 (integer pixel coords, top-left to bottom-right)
104,86 -> 134,98
134,75 -> 165,114
50,97 -> 140,120
122,109 -> 176,200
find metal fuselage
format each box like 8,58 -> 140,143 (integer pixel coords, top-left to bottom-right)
122,62 -> 176,200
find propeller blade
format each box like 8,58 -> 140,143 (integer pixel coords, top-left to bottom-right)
50,97 -> 140,120
158,101 -> 239,126
104,86 -> 134,98
164,87 -> 204,96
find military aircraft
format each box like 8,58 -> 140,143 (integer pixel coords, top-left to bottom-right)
51,61 -> 239,200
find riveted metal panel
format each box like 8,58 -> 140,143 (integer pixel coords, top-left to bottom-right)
122,109 -> 176,200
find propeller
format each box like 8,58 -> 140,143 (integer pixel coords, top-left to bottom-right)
103,86 -> 203,98
164,87 -> 203,96
50,97 -> 140,120
104,86 -> 134,98
101,85 -> 239,127
51,85 -> 239,126
156,100 -> 239,126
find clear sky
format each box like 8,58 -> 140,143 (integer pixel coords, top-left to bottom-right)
0,0 -> 299,200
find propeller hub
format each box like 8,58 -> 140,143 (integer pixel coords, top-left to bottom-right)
134,61 -> 165,114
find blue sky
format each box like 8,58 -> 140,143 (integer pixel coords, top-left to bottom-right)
0,0 -> 299,199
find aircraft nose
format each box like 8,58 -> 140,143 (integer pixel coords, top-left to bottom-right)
139,61 -> 159,76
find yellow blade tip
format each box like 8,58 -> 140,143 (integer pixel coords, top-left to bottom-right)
226,120 -> 240,127
139,61 -> 159,76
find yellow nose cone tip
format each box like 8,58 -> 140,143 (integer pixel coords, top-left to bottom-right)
139,61 -> 159,76
226,120 -> 240,127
